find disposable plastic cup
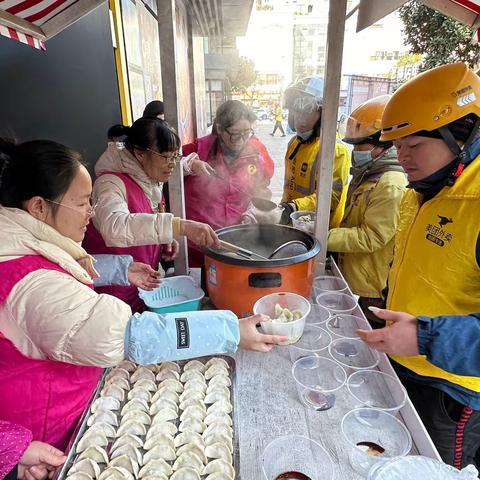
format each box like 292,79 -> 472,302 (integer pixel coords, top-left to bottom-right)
347,370 -> 407,413
305,304 -> 331,325
290,210 -> 316,234
313,275 -> 348,299
316,291 -> 358,315
289,325 -> 332,363
326,314 -> 367,339
341,407 -> 412,476
292,355 -> 346,411
329,338 -> 380,378
262,435 -> 334,480
254,292 -> 311,345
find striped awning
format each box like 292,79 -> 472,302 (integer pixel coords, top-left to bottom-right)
0,0 -> 104,50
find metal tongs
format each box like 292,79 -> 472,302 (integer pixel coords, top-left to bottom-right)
219,240 -> 269,261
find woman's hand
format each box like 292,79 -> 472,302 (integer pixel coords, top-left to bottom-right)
184,153 -> 215,176
128,262 -> 162,290
181,219 -> 220,248
162,239 -> 180,261
239,315 -> 288,352
17,441 -> 66,480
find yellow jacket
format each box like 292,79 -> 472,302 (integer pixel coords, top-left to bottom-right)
388,155 -> 480,392
281,136 -> 350,228
274,107 -> 283,122
328,161 -> 407,298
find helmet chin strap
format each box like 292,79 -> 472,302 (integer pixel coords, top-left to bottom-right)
439,117 -> 480,186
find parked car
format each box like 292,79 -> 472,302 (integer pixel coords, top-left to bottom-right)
254,107 -> 271,120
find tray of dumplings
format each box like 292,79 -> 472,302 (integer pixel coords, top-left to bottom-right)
55,356 -> 237,480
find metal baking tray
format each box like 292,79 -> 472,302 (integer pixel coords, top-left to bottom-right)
54,355 -> 238,479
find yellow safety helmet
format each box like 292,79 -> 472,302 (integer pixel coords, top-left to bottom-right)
381,62 -> 480,141
344,95 -> 391,145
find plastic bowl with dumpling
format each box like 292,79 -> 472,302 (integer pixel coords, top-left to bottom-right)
253,292 -> 310,345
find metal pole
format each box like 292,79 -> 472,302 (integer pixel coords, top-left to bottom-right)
313,0 -> 348,274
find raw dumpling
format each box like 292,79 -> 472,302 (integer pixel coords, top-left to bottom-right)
158,361 -> 181,374
150,398 -> 178,416
176,443 -> 207,464
78,446 -> 109,464
121,398 -> 149,415
141,476 -> 168,480
98,466 -> 134,480
179,418 -> 206,434
91,396 -> 120,413
69,459 -> 101,478
134,378 -> 157,392
142,444 -> 176,463
145,424 -> 177,442
180,369 -> 205,383
151,388 -> 179,405
205,472 -> 234,480
179,389 -> 204,403
204,412 -> 232,427
158,378 -> 183,393
204,365 -> 229,380
76,431 -> 108,453
206,399 -> 233,415
151,407 -> 178,424
117,360 -> 137,372
203,388 -> 230,405
172,452 -> 203,473
111,434 -> 143,451
115,419 -> 147,437
110,443 -> 142,465
130,367 -> 155,383
106,368 -> 130,382
156,369 -> 180,382
101,384 -> 125,402
183,379 -> 207,393
127,386 -> 151,403
204,358 -> 230,371
170,467 -> 201,480
85,422 -> 116,439
108,455 -> 139,477
208,375 -> 231,389
121,409 -> 151,426
203,423 -> 233,440
87,410 -> 118,428
143,432 -> 175,450
66,473 -> 93,480
179,398 -> 206,412
204,433 -> 233,453
174,431 -> 205,449
202,459 -> 235,477
180,405 -> 206,422
138,459 -> 173,478
105,376 -> 130,391
183,359 -> 206,373
205,442 -> 232,462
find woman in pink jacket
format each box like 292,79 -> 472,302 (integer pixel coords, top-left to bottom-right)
183,100 -> 275,267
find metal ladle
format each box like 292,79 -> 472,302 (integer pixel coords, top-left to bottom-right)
268,240 -> 309,259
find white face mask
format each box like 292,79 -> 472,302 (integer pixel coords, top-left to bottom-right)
297,129 -> 314,141
352,149 -> 374,168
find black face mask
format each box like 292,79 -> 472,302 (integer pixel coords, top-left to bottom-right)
407,159 -> 457,198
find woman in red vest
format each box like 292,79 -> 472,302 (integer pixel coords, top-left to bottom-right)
84,118 -> 220,312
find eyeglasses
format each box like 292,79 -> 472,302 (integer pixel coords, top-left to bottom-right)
224,128 -> 254,143
45,198 -> 97,217
146,148 -> 182,164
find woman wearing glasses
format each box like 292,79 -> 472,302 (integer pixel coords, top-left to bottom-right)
183,100 -> 275,267
84,117 -> 220,312
0,137 -> 286,454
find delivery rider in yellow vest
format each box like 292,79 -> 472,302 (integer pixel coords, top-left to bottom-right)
279,76 -> 351,227
328,95 -> 407,328
358,63 -> 480,469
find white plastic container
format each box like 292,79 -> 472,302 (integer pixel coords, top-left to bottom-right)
290,210 -> 316,234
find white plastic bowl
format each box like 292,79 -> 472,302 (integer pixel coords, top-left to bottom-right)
253,292 -> 311,345
290,210 -> 316,234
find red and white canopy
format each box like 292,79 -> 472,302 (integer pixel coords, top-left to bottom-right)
0,0 -> 104,50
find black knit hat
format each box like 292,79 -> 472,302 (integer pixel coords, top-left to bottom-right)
415,114 -> 478,142
143,100 -> 164,118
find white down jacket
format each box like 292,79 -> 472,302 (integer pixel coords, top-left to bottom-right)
0,207 -> 131,367
92,144 -> 181,248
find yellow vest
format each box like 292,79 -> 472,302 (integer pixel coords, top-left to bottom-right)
282,137 -> 351,228
388,156 -> 480,392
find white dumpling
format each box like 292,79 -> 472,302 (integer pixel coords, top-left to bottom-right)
204,433 -> 233,453
111,434 -> 143,451
203,388 -> 230,405
203,422 -> 233,440
145,424 -> 177,442
174,431 -> 205,449
130,367 -> 156,383
110,443 -> 142,465
108,455 -> 139,477
143,432 -> 175,450
91,396 -> 120,413
180,369 -> 205,383
127,386 -> 152,403
151,407 -> 178,425
78,446 -> 109,464
150,398 -> 178,416
184,380 -> 207,394
205,442 -> 232,463
156,369 -> 180,382
158,378 -> 183,393
206,399 -> 232,415
98,466 -> 134,480
179,389 -> 204,403
69,459 -> 101,479
208,375 -> 231,389
101,384 -> 125,402
141,476 -> 168,480
202,459 -> 235,477
158,361 -> 181,374
179,418 -> 206,434
143,444 -> 176,463
66,473 -> 93,480
170,467 -> 201,480
105,376 -> 130,391
115,419 -> 147,437
121,409 -> 151,426
176,443 -> 207,464
117,360 -> 137,372
87,410 -> 118,427
204,412 -> 232,427
204,365 -> 229,380
205,472 -> 234,480
172,452 -> 203,473
86,422 -> 116,439
183,359 -> 206,373
133,378 -> 157,392
121,398 -> 149,415
151,387 -> 179,405
106,368 -> 130,382
76,431 -> 108,453
180,405 -> 206,422
138,459 -> 173,478
205,357 -> 230,371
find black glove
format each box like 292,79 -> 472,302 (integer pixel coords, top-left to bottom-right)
279,202 -> 296,225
